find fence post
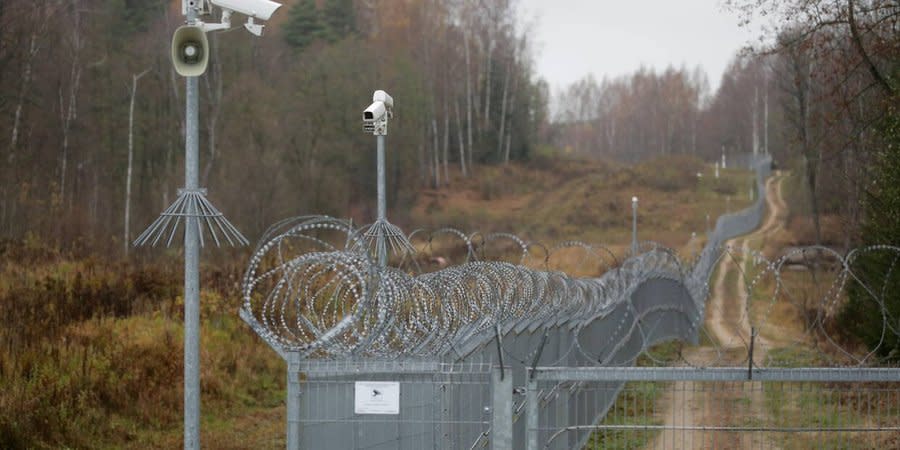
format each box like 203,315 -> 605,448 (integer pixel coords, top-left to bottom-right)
631,196 -> 638,255
286,352 -> 301,450
525,373 -> 539,450
491,366 -> 513,450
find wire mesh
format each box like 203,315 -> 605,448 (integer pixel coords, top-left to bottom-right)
528,368 -> 900,450
293,360 -> 493,450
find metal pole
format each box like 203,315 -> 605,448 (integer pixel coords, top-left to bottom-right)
525,375 -> 539,450
376,135 -> 387,268
286,352 -> 301,449
631,196 -> 638,255
184,7 -> 201,450
491,366 -> 513,450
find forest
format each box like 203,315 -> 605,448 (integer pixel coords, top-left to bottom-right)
0,0 -> 549,252
2,1 -> 896,255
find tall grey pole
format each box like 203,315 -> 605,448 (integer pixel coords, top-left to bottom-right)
631,196 -> 638,255
134,5 -> 251,446
376,135 -> 387,268
184,8 -> 201,450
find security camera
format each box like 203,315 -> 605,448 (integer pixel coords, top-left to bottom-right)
364,102 -> 387,122
363,90 -> 394,136
187,0 -> 282,36
372,90 -> 393,109
208,0 -> 281,20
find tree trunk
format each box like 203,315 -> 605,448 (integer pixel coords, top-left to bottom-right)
58,4 -> 84,212
454,98 -> 467,177
201,36 -> 223,186
442,104 -> 450,183
799,62 -> 822,246
504,51 -> 520,164
763,74 -> 769,155
482,40 -> 494,131
9,32 -> 38,163
125,69 -> 150,256
59,64 -> 83,209
432,119 -> 440,188
848,0 -> 896,96
503,131 -> 512,164
464,30 -> 474,165
496,60 -> 510,161
752,86 -> 759,156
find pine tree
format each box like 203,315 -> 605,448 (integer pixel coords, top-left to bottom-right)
320,0 -> 356,42
842,106 -> 900,361
284,0 -> 324,50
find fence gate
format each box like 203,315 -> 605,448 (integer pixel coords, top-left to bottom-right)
287,359 -> 500,450
525,367 -> 900,450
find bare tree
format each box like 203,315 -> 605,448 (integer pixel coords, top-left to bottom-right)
125,69 -> 151,256
201,35 -> 224,185
454,97 -> 468,176
58,0 -> 85,208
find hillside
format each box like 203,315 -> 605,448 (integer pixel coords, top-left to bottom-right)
408,155 -> 754,253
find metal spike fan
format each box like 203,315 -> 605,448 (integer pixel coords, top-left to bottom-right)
133,188 -> 248,247
355,219 -> 416,258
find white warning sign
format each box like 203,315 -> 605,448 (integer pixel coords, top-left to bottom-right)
354,381 -> 400,415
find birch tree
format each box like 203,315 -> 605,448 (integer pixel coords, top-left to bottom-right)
124,69 -> 150,256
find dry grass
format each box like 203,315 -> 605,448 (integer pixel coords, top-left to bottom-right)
0,241 -> 285,449
409,155 -> 753,254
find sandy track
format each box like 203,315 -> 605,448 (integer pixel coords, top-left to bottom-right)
644,174 -> 787,449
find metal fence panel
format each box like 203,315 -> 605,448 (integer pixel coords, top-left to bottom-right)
289,360 -> 494,450
527,367 -> 900,450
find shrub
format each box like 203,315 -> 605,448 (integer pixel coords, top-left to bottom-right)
634,155 -> 703,192
710,178 -> 738,196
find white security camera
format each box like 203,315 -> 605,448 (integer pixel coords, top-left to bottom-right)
364,102 -> 387,122
363,90 -> 394,136
209,0 -> 282,20
190,0 -> 281,35
372,90 -> 393,109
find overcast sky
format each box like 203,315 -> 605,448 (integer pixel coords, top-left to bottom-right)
518,0 -> 759,94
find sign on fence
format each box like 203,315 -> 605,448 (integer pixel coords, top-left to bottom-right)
354,381 -> 400,415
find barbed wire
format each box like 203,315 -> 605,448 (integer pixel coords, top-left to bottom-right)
241,216 -> 695,359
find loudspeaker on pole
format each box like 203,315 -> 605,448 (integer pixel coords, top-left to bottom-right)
171,25 -> 209,77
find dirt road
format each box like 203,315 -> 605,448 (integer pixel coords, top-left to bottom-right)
644,174 -> 787,449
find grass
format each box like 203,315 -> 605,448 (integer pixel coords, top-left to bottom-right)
583,381 -> 665,450
0,241 -> 285,449
579,341 -> 681,449
760,379 -> 895,449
